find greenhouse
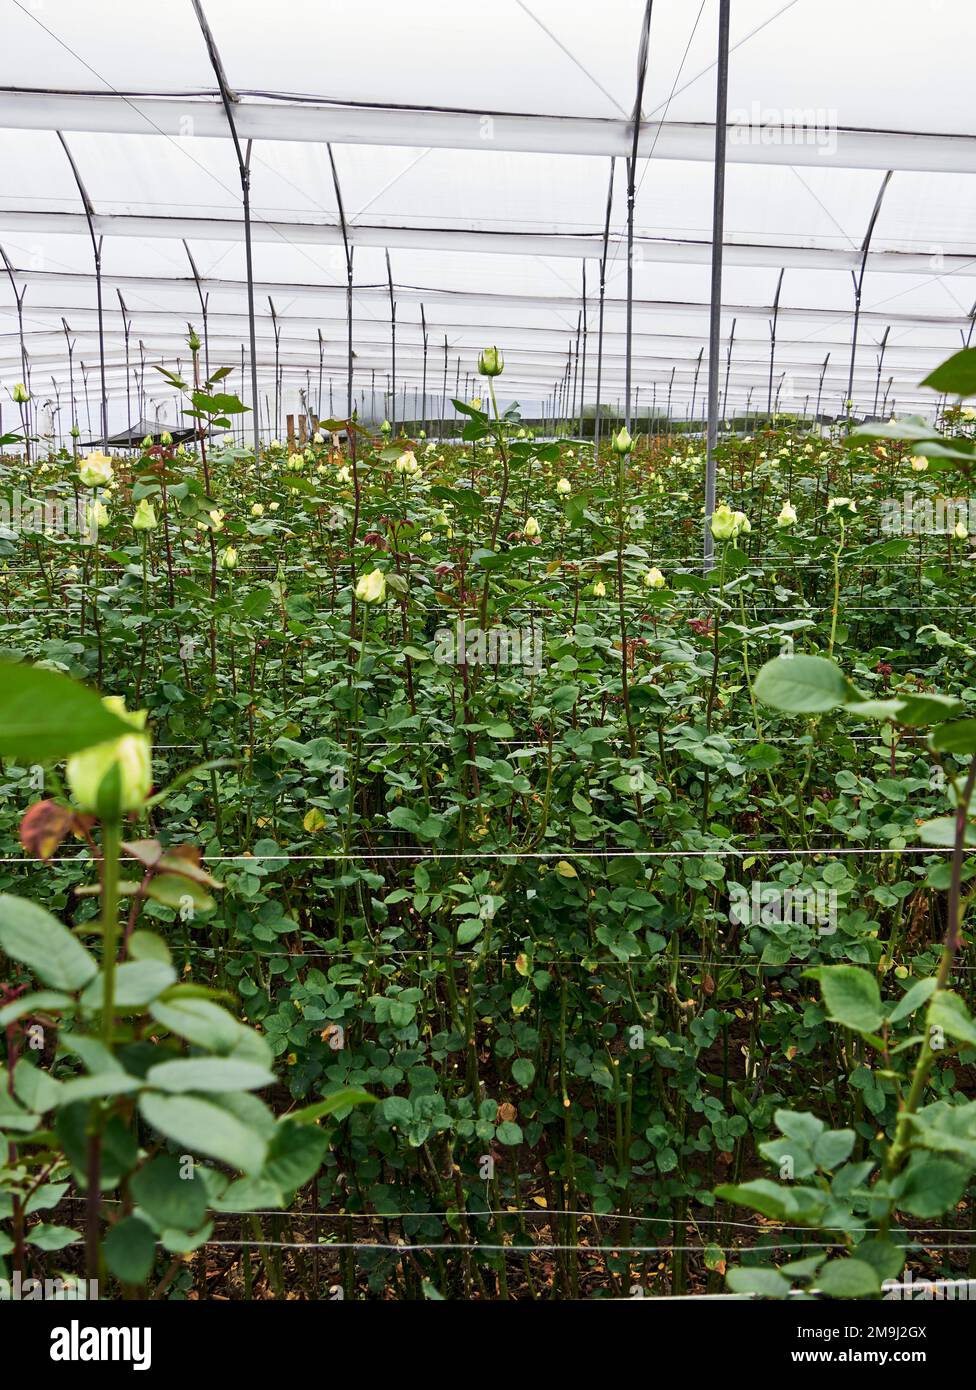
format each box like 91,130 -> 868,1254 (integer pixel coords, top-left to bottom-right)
1,0 -> 976,1334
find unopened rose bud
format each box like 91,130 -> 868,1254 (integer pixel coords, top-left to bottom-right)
132,498 -> 158,531
478,347 -> 504,377
78,451 -> 113,489
611,426 -> 632,455
66,697 -> 152,819
355,568 -> 387,604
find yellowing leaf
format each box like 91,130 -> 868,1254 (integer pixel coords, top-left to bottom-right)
554,861 -> 578,879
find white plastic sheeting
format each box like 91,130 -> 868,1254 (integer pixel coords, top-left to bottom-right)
0,0 -> 973,430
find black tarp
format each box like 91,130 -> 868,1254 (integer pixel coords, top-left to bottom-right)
80,419 -> 217,448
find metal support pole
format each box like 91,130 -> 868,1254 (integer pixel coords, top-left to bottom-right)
182,240 -> 211,382
624,1 -> 653,431
689,345 -> 704,425
57,135 -> 108,449
386,249 -> 397,435
815,353 -> 830,425
872,326 -> 891,418
1,246 -> 31,453
578,262 -> 588,438
766,268 -> 784,418
846,170 -> 893,431
570,310 -> 581,431
704,0 -> 730,572
269,296 -> 281,437
117,291 -> 132,443
593,159 -> 615,459
721,316 -> 736,428
191,0 -> 261,457
326,144 -> 354,419
441,335 -> 448,439
420,304 -> 429,436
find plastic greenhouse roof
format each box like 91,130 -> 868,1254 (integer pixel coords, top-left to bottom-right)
1,0 -> 975,428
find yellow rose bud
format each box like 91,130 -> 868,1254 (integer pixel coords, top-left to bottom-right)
355,568 -> 386,604
132,498 -> 158,531
78,450 -> 113,489
66,697 -> 152,819
478,346 -> 504,377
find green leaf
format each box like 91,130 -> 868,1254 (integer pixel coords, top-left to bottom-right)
855,1238 -> 905,1283
262,1121 -> 329,1193
0,661 -> 134,760
928,990 -> 976,1047
890,692 -> 964,726
815,1258 -> 881,1298
287,1089 -> 376,1124
139,1093 -> 268,1175
26,1223 -> 81,1252
131,1156 -> 208,1232
0,895 -> 97,991
495,1120 -> 524,1145
931,720 -> 976,755
149,994 -> 252,1054
127,931 -> 172,966
144,875 -> 216,914
383,1095 -> 412,1127
456,918 -> 485,946
896,1158 -> 968,1218
512,1058 -> 535,1088
145,1057 -> 275,1094
918,815 -> 976,848
0,990 -> 73,1026
921,348 -> 976,397
850,415 -> 940,443
774,1109 -> 824,1146
804,965 -> 884,1034
715,1180 -> 792,1220
754,655 -> 847,714
56,1074 -> 143,1102
211,1177 -> 285,1213
55,1104 -> 137,1189
726,1266 -> 791,1298
812,1128 -> 856,1170
81,961 -> 176,1010
886,977 -> 937,1025
104,1215 -> 156,1284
